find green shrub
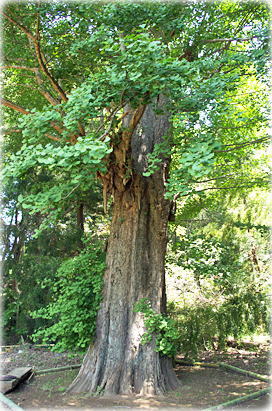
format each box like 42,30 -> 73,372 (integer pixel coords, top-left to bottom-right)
31,244 -> 105,351
168,286 -> 269,357
166,220 -> 270,357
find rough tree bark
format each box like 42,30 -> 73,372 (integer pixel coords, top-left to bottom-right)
68,96 -> 179,395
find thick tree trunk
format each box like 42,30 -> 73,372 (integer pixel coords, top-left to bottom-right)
68,96 -> 179,395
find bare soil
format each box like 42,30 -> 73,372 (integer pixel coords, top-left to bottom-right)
1,340 -> 271,410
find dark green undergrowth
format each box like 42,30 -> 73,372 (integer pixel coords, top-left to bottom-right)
134,288 -> 269,359
31,243 -> 105,352
168,287 -> 269,357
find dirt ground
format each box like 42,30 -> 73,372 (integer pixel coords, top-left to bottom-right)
1,340 -> 271,410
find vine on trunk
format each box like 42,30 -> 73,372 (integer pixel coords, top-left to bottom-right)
134,298 -> 180,358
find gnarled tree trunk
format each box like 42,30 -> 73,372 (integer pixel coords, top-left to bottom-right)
68,96 -> 179,395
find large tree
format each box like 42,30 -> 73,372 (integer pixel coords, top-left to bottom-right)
1,1 -> 269,395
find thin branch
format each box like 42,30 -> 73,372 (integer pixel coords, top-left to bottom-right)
2,128 -> 21,134
45,133 -> 61,142
34,69 -> 60,106
1,65 -> 38,72
1,10 -> 36,41
34,13 -> 68,102
98,105 -> 126,141
191,173 -> 236,184
49,122 -> 63,135
118,32 -> 126,53
2,10 -> 68,103
205,59 -> 251,79
221,66 -> 242,76
194,183 -> 266,193
200,13 -> 257,58
205,60 -> 228,78
178,218 -> 212,223
5,57 -> 33,63
1,97 -> 31,115
77,122 -> 85,137
217,124 -> 256,131
215,137 -> 270,153
35,13 -> 84,136
63,184 -> 80,199
3,79 -> 60,107
179,183 -> 265,198
37,86 -> 60,106
202,35 -> 266,44
221,137 -> 270,147
229,91 -> 267,99
0,97 -> 63,136
9,72 -> 36,80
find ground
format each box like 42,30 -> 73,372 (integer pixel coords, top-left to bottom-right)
1,339 -> 271,410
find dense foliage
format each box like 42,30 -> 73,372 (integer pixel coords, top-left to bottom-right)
166,190 -> 270,356
31,242 -> 105,351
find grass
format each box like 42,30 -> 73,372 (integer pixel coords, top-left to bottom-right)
40,370 -> 77,393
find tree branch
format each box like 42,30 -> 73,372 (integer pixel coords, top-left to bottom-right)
77,122 -> 85,137
44,133 -> 61,142
34,69 -> 60,106
202,35 -> 266,44
37,86 -> 61,106
193,183 -> 267,194
34,13 -> 68,102
178,183 -> 266,198
2,128 -> 21,134
2,65 -> 61,106
215,137 -> 270,153
191,173 -> 236,184
5,56 -> 34,63
1,10 -> 36,41
1,97 -> 31,115
98,105 -> 125,141
1,12 -> 88,140
1,97 -> 63,137
2,10 -> 68,103
1,65 -> 38,72
221,137 -> 270,147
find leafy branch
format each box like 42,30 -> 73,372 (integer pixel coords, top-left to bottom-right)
0,98 -> 62,141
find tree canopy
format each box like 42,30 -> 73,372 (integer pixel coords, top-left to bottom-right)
2,1 -> 270,221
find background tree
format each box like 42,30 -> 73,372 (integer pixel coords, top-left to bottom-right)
1,148 -> 104,343
1,1 -> 269,395
166,186 -> 270,356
